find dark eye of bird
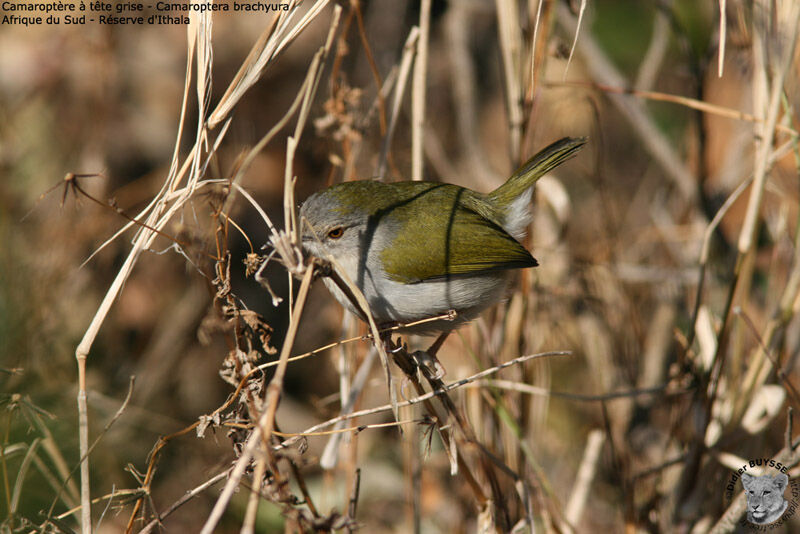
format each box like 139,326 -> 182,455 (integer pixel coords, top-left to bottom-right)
327,227 -> 344,239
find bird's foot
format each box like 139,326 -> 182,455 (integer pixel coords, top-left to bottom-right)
412,331 -> 450,380
410,350 -> 445,380
380,331 -> 450,380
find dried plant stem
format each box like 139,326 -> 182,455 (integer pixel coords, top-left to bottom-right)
41,378 -> 135,532
320,347 -> 376,469
736,7 -> 800,255
77,191 -> 187,533
271,418 -> 421,438
345,468 -> 361,533
731,222 -> 800,421
256,300 -> 307,438
10,439 -> 40,516
718,0 -> 727,77
240,458 -> 268,534
200,266 -> 315,534
323,267 -> 400,420
495,0 -> 524,164
685,139 -> 794,360
352,2 -> 387,135
401,402 -> 421,534
674,8 -> 800,520
411,0 -> 431,181
286,454 -> 320,519
378,26 -> 420,179
526,0 -> 551,107
564,429 -> 604,526
254,312 -> 456,371
563,0 -> 587,81
76,367 -> 89,534
728,4 -> 800,420
223,29 -> 337,217
477,379 -> 688,402
56,489 -> 147,523
284,40 -> 333,244
208,0 -> 331,127
79,149 -> 197,268
735,308 -> 800,409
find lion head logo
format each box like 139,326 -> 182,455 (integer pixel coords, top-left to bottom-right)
741,472 -> 789,525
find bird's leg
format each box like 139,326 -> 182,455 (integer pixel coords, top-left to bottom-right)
412,332 -> 450,380
427,332 -> 450,358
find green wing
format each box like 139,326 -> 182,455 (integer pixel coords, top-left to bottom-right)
379,184 -> 536,284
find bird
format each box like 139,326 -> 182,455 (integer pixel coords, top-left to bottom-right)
299,137 -> 586,337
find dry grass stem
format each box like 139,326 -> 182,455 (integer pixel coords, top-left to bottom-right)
208,0 -> 332,128
736,6 -> 800,254
411,0 -> 431,181
564,429 -> 605,526
495,0 -> 524,164
563,0 -> 587,81
718,0 -> 728,77
377,26 -> 420,179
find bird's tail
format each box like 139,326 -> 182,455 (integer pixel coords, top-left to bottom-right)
488,137 -> 587,207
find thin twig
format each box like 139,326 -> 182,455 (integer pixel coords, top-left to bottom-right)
278,351 -> 570,447
345,468 -> 361,534
474,379 -> 692,402
138,469 -> 231,534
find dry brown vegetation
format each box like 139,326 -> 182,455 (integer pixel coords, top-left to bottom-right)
2,0 -> 800,532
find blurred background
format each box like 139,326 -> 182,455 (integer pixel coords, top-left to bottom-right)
2,0 -> 800,532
